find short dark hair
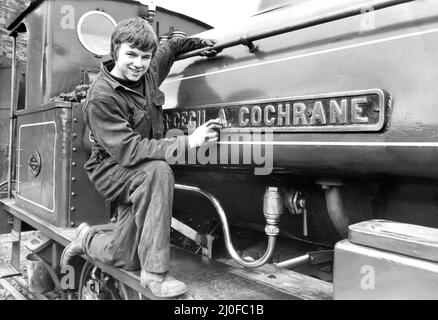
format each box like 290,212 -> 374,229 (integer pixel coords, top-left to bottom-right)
110,17 -> 158,61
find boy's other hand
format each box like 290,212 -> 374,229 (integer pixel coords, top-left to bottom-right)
200,39 -> 221,57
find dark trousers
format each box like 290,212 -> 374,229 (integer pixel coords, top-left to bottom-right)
84,160 -> 174,273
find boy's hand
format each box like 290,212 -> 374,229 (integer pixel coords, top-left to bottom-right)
188,118 -> 223,148
200,39 -> 221,57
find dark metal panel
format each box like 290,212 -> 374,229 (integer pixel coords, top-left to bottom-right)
18,118 -> 56,211
15,102 -> 72,227
69,102 -> 109,227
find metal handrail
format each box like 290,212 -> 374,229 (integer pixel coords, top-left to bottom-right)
177,0 -> 414,60
7,35 -> 17,199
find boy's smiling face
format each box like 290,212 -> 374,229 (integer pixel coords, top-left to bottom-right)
111,43 -> 153,82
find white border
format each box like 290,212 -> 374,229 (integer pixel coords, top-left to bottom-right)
76,10 -> 117,56
17,121 -> 57,213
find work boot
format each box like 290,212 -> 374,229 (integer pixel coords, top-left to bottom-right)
140,270 -> 188,298
60,222 -> 91,267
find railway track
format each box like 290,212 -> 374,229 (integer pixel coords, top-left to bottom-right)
0,277 -> 53,300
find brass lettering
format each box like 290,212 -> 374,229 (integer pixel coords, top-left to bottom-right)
293,103 -> 307,125
264,104 -> 276,126
239,107 -> 249,126
218,108 -> 227,125
251,106 -> 262,126
173,112 -> 181,128
310,101 -> 327,125
188,111 -> 196,129
329,99 -> 348,124
180,111 -> 188,129
351,97 -> 369,123
197,110 -> 206,127
164,113 -> 171,130
277,103 -> 290,126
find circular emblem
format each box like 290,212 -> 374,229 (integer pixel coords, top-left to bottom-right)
28,150 -> 42,177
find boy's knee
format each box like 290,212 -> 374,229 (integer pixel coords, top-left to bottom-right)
148,161 -> 174,180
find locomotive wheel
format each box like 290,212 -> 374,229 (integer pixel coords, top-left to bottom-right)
77,261 -> 143,300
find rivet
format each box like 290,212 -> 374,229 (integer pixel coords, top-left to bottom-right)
72,177 -> 76,182
73,133 -> 78,138
72,162 -> 76,166
70,221 -> 75,227
70,207 -> 75,211
73,118 -> 78,122
71,192 -> 76,197
72,147 -> 77,152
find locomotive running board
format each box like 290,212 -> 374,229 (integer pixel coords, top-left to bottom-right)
0,198 -> 332,300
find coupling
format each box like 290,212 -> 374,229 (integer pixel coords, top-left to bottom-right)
263,187 -> 283,236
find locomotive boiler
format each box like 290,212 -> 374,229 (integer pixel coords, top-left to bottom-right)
1,0 -> 438,300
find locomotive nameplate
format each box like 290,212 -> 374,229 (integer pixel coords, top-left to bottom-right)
164,89 -> 388,132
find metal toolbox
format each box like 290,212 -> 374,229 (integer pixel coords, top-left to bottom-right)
15,101 -> 109,227
334,219 -> 438,299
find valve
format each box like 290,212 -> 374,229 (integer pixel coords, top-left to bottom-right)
285,190 -> 308,236
263,187 -> 283,236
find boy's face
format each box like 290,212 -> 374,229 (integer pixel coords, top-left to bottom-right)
111,43 -> 153,82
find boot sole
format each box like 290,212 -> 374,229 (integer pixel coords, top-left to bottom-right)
140,282 -> 188,298
60,223 -> 90,267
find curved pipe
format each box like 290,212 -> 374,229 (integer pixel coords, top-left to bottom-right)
175,183 -> 278,268
324,186 -> 349,238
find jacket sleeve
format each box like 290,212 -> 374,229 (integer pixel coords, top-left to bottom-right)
84,97 -> 188,167
154,37 -> 204,85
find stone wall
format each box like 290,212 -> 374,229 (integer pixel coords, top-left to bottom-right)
0,0 -> 31,64
0,0 -> 31,183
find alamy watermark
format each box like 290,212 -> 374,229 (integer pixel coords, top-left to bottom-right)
360,264 -> 375,290
164,128 -> 274,176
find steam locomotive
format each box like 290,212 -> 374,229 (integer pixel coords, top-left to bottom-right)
1,0 -> 438,300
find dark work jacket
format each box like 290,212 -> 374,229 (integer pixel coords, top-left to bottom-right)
83,38 -> 203,175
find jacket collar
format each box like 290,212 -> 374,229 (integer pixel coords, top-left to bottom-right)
100,60 -> 145,96
100,60 -> 119,89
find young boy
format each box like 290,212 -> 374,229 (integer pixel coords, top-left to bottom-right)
61,17 -> 221,298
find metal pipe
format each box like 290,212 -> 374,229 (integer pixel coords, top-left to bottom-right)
275,254 -> 310,269
7,34 -> 17,199
325,186 -> 349,238
177,0 -> 414,60
175,183 -> 279,268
